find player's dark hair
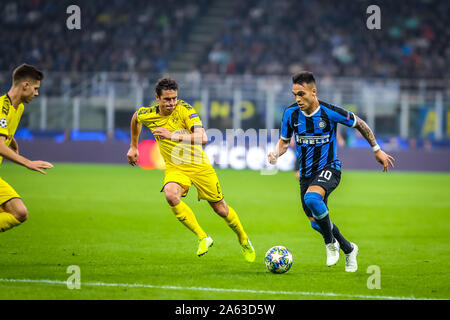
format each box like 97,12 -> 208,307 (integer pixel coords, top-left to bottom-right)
13,64 -> 44,85
155,77 -> 178,97
292,71 -> 316,86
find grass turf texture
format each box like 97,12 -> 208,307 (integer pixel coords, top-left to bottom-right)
0,163 -> 449,300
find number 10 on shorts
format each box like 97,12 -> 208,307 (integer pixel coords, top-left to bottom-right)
319,170 -> 332,180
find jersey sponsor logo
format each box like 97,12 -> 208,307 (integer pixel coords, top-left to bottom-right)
180,101 -> 193,110
296,134 -> 330,145
293,122 -> 302,127
173,128 -> 190,135
138,108 -> 151,115
0,118 -> 7,128
2,102 -> 10,115
189,113 -> 199,119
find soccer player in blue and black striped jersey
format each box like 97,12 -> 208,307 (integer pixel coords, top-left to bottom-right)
268,71 -> 395,272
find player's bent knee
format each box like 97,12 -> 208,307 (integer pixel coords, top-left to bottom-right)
214,206 -> 228,217
163,183 -> 183,206
210,200 -> 228,217
3,199 -> 28,222
165,191 -> 180,206
304,192 -> 328,220
304,192 -> 321,209
14,207 -> 28,222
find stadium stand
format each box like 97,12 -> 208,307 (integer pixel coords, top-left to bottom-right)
0,0 -> 208,73
0,0 -> 447,79
199,0 -> 449,78
0,0 -> 448,150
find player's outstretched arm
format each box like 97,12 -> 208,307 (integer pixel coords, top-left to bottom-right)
127,111 -> 142,166
268,139 -> 290,165
9,137 -> 19,154
354,115 -> 395,172
0,136 -> 53,174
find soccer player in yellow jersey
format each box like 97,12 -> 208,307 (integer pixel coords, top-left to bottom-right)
0,64 -> 53,233
127,78 -> 255,262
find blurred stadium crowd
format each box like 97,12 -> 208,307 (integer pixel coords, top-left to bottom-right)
0,0 -> 206,73
200,0 -> 448,78
0,0 -> 448,79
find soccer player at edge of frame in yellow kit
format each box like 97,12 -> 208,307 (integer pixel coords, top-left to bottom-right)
126,78 -> 256,262
0,64 -> 54,233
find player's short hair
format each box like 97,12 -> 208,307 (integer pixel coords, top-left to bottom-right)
292,71 -> 316,86
13,64 -> 44,85
155,77 -> 178,97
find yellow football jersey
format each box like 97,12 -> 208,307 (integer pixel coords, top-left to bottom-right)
0,94 -> 24,165
137,99 -> 211,169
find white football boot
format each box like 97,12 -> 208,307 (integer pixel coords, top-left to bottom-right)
325,240 -> 340,266
345,242 -> 358,272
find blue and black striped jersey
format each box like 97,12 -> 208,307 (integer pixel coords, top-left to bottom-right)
281,100 -> 357,178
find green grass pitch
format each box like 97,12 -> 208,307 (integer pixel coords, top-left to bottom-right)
0,163 -> 449,300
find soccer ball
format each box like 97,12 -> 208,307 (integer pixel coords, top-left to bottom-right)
264,246 -> 293,274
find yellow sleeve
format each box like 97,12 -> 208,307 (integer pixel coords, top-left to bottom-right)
181,103 -> 203,133
136,106 -> 147,124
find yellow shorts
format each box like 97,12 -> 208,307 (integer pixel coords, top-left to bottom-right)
161,165 -> 223,202
0,177 -> 21,208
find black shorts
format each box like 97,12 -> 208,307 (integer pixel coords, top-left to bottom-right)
299,166 -> 341,218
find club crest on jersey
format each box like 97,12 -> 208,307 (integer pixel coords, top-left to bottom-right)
169,115 -> 180,126
0,118 -> 7,128
318,120 -> 327,129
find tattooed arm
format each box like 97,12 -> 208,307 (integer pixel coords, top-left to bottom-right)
354,116 -> 377,148
354,115 -> 395,172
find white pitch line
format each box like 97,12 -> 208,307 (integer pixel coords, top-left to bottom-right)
0,278 -> 444,300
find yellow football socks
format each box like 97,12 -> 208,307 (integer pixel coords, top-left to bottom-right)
224,206 -> 248,244
0,212 -> 21,232
170,201 -> 207,239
